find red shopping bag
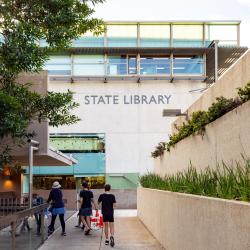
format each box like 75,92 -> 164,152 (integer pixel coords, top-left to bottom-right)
91,210 -> 103,230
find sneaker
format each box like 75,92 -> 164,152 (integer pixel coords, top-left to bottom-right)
75,225 -> 80,228
105,240 -> 109,245
110,236 -> 115,247
61,232 -> 67,236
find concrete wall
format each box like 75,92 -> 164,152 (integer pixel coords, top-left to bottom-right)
10,71 -> 49,158
34,188 -> 137,210
49,80 -> 205,180
173,50 -> 250,130
138,188 -> 250,250
155,100 -> 250,176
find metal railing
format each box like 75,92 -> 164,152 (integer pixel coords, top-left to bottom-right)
206,41 -> 248,83
0,197 -> 29,216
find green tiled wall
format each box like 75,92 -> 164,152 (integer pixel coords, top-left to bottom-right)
106,173 -> 139,189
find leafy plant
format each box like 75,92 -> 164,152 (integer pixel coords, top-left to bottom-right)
0,0 -> 105,169
237,81 -> 250,102
151,142 -> 166,158
152,80 -> 250,158
207,97 -> 239,123
139,160 -> 250,202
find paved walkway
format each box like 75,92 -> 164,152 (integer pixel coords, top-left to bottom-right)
39,210 -> 163,250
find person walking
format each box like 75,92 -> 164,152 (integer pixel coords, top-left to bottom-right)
47,181 -> 66,236
79,181 -> 98,235
98,184 -> 116,247
32,193 -> 44,235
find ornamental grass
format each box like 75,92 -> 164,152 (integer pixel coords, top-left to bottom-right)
139,159 -> 250,202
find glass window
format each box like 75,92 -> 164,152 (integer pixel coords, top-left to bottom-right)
140,56 -> 170,75
33,175 -> 105,190
107,25 -> 137,47
43,56 -> 71,75
205,25 -> 238,46
140,25 -> 170,47
173,55 -> 203,75
50,136 -> 105,152
128,56 -> 137,74
33,176 -> 77,190
72,31 -> 104,47
173,25 -> 203,47
73,55 -> 104,76
107,56 -> 127,75
107,55 -> 137,75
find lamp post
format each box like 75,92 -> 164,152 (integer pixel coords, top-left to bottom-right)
27,139 -> 39,208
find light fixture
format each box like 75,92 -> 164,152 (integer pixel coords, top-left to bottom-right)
162,109 -> 188,119
2,166 -> 12,179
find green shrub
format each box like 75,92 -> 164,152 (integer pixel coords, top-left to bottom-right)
238,81 -> 250,102
139,160 -> 250,202
151,80 -> 250,158
151,142 -> 166,158
207,97 -> 239,123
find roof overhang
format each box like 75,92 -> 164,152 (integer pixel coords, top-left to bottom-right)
13,147 -> 77,166
104,20 -> 241,25
64,47 -> 212,55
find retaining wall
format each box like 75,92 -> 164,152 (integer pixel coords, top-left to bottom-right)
155,100 -> 250,176
138,188 -> 250,250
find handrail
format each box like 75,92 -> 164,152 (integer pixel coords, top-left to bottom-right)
0,203 -> 48,230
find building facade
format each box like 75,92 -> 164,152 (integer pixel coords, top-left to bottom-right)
29,21 -> 244,196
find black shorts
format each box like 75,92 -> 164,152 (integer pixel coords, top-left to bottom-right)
103,213 -> 114,222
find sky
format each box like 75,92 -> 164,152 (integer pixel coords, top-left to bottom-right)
93,0 -> 250,47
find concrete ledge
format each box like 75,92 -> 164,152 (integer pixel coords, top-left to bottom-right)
138,188 -> 250,250
155,100 -> 250,176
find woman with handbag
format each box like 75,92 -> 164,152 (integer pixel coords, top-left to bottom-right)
47,181 -> 66,236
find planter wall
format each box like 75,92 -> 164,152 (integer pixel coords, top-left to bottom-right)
155,100 -> 250,176
138,188 -> 250,250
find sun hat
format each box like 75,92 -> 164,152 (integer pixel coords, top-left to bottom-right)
52,181 -> 61,189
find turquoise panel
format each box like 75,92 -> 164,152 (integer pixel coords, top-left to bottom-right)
173,39 -> 203,47
33,166 -> 74,175
73,153 -> 105,174
140,38 -> 170,47
107,38 -> 137,47
23,175 -> 29,193
33,153 -> 105,175
72,37 -> 104,47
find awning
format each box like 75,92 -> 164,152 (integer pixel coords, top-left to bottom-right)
14,147 -> 78,166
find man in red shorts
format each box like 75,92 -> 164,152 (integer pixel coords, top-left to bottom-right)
98,184 -> 116,247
